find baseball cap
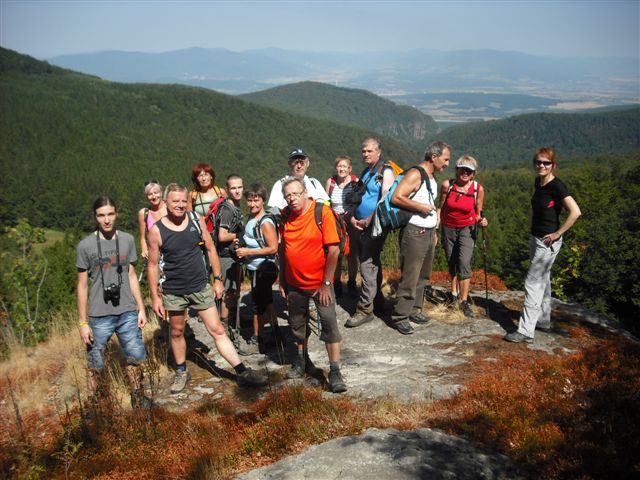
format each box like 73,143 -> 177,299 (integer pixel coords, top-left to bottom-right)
288,148 -> 308,160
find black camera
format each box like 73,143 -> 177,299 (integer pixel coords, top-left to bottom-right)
103,283 -> 121,305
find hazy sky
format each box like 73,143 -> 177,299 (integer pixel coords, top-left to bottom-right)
1,0 -> 638,59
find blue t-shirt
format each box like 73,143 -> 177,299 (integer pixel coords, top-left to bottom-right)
355,167 -> 382,220
243,215 -> 277,271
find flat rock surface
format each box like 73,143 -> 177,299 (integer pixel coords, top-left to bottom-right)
236,427 -> 525,480
150,284 -> 625,478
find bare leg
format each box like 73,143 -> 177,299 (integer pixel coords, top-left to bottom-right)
459,278 -> 471,302
325,342 -> 341,363
168,311 -> 188,365
199,306 -> 241,368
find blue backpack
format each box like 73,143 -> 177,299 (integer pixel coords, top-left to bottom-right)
374,166 -> 432,232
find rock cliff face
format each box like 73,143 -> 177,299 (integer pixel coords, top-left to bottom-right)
153,286 -> 628,478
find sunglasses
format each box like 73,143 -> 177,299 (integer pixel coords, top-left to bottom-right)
456,167 -> 474,175
534,160 -> 553,167
144,179 -> 159,186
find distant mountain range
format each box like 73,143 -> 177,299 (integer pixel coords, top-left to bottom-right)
240,81 -> 438,150
48,47 -> 640,121
2,47 -> 639,232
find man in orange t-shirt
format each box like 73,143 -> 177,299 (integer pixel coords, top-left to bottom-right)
279,178 -> 346,393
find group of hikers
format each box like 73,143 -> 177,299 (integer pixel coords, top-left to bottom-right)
76,138 -> 581,406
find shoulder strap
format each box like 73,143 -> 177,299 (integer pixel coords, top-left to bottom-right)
314,201 -> 325,230
413,166 -> 433,198
188,211 -> 206,244
328,176 -> 338,197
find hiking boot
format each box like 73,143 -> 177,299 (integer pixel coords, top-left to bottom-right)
409,312 -> 431,325
446,292 -> 459,308
238,336 -> 261,356
170,370 -> 191,394
344,309 -> 374,328
347,279 -> 358,298
392,319 -> 415,335
374,296 -> 393,314
237,368 -> 269,387
328,369 -> 347,393
287,357 -> 306,379
536,322 -> 553,333
461,300 -> 475,318
287,355 -> 320,379
504,331 -> 533,344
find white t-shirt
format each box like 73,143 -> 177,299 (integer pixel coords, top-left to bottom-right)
267,175 -> 329,210
408,176 -> 438,228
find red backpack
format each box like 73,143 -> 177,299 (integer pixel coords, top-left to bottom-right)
203,197 -> 227,238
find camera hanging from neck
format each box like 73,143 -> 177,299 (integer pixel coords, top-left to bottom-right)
96,230 -> 123,293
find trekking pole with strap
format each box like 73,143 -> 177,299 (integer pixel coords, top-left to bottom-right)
480,211 -> 490,317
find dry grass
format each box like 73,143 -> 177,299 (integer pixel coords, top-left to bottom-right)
2,303 -> 639,479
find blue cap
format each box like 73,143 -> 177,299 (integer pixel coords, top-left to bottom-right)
288,148 -> 308,160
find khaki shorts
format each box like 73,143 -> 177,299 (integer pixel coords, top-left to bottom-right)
163,284 -> 217,312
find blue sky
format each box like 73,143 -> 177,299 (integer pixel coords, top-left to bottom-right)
1,0 -> 638,59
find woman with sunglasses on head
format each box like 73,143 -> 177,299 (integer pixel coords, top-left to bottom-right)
438,155 -> 488,318
504,147 -> 581,343
188,163 -> 227,215
137,180 -> 167,260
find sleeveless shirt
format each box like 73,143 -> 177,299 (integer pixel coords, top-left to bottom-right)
156,216 -> 209,295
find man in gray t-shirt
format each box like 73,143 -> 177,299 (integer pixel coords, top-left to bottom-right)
76,196 -> 148,408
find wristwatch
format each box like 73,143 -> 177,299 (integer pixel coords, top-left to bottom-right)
213,274 -> 224,282
323,280 -> 332,286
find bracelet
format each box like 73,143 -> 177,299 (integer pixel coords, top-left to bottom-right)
78,321 -> 89,327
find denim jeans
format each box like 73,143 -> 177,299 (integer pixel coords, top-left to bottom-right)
87,310 -> 147,370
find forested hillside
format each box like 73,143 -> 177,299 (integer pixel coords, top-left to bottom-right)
240,81 -> 438,150
437,109 -> 640,167
0,48 -> 417,232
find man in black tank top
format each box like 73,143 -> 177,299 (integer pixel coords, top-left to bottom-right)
147,183 -> 268,394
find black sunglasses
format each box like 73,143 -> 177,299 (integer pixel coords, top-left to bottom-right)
456,167 -> 474,175
534,160 -> 553,167
144,179 -> 160,186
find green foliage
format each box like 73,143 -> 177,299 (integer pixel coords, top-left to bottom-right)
0,47 -> 417,234
0,219 -> 48,346
241,81 -> 439,150
0,221 -> 78,351
436,109 -> 640,168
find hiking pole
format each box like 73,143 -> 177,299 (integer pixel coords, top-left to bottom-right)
234,262 -> 243,345
138,259 -> 147,283
480,211 -> 490,317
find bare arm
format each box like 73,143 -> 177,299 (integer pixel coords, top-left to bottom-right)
476,184 -> 488,228
217,226 -> 238,244
137,208 -> 149,259
128,263 -> 147,328
147,224 -> 164,319
318,244 -> 340,306
325,178 -> 332,196
77,270 -> 93,345
391,168 -> 435,215
235,220 -> 278,258
544,196 -> 581,245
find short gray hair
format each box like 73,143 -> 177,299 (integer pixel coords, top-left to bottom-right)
424,141 -> 451,162
281,177 -> 305,196
163,183 -> 188,200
